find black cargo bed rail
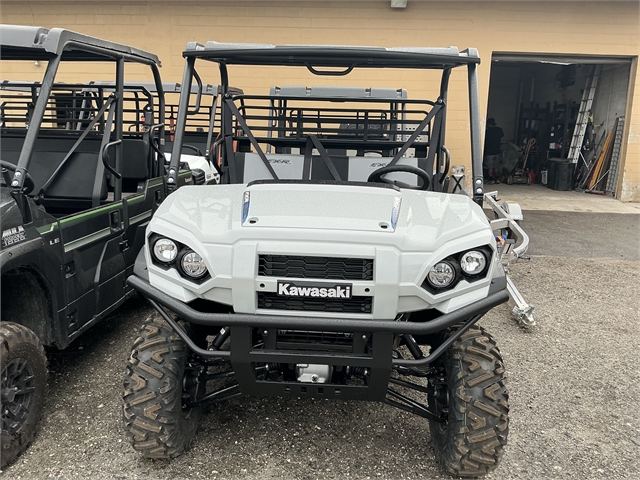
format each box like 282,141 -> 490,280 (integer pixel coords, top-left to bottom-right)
228,92 -> 435,150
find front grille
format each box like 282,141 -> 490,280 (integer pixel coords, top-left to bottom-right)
276,330 -> 353,351
257,292 -> 372,314
259,255 -> 374,281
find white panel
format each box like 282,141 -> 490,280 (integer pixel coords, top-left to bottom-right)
347,156 -> 419,185
242,153 -> 305,183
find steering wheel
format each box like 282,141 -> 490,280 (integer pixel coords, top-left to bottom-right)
182,144 -> 204,157
0,160 -> 35,195
367,164 -> 431,191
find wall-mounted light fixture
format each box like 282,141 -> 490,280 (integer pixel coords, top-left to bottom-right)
391,0 -> 408,8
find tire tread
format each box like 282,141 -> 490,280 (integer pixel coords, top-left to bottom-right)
429,325 -> 509,477
122,315 -> 200,459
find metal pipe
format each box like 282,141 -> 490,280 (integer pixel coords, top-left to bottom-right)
467,56 -> 484,205
212,327 -> 230,350
218,63 -> 234,182
385,388 -> 441,422
438,68 -> 451,185
388,377 -> 430,394
483,191 -> 530,257
402,334 -> 424,359
12,55 -> 61,191
114,58 -> 124,201
186,384 -> 242,408
168,57 -> 196,190
151,64 -> 165,178
129,275 -> 508,336
205,94 -> 219,160
392,313 -> 483,368
148,298 -> 230,359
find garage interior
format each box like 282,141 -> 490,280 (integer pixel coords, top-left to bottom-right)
486,54 -> 631,199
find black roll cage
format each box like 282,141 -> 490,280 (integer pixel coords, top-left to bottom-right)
1,25 -> 165,207
168,42 -> 485,203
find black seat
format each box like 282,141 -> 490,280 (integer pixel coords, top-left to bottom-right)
1,133 -> 107,214
117,138 -> 151,191
39,149 -> 108,214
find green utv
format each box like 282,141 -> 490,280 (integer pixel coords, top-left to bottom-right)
0,24 -> 198,467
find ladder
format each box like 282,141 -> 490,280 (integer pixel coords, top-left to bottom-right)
605,116 -> 625,194
567,65 -> 601,164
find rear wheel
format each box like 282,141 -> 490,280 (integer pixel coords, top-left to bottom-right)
1,322 -> 47,468
428,325 -> 509,477
123,315 -> 201,458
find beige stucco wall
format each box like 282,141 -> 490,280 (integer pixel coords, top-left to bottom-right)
1,0 -> 638,200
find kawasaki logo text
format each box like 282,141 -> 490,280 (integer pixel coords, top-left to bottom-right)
277,282 -> 352,299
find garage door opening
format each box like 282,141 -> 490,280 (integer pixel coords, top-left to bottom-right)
486,53 -> 632,199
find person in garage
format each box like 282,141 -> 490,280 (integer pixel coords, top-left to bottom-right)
484,117 -> 504,184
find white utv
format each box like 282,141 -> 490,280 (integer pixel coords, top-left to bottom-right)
83,81 -> 244,185
123,43 -> 522,477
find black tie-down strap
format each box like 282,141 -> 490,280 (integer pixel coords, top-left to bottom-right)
224,98 -> 278,181
39,94 -> 116,197
387,103 -> 442,168
92,100 -> 119,207
305,134 -> 342,181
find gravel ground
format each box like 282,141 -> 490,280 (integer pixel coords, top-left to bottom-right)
3,214 -> 640,479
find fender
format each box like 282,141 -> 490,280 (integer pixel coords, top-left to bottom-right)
1,237 -> 64,307
0,236 -> 45,270
1,237 -> 66,345
132,248 -> 150,283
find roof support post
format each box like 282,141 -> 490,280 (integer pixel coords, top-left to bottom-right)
151,63 -> 165,178
12,55 -> 61,192
437,68 -> 451,188
219,63 -> 236,184
467,59 -> 484,205
114,57 -> 125,202
168,56 -> 196,190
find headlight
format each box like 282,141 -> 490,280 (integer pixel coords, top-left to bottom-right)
427,261 -> 456,288
180,251 -> 208,278
460,250 -> 487,275
153,238 -> 178,263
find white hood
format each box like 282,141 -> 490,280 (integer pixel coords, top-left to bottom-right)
243,183 -> 401,232
151,182 -> 492,253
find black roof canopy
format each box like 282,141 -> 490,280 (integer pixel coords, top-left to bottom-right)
183,42 -> 479,70
0,24 -> 161,65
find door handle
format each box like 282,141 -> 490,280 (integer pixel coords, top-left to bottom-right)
110,210 -> 121,230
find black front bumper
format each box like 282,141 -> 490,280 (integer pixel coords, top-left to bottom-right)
128,275 -> 507,335
130,274 -> 510,402
128,274 -> 508,385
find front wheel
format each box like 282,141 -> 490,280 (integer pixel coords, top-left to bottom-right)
1,322 -> 48,468
123,315 -> 202,458
428,325 -> 509,477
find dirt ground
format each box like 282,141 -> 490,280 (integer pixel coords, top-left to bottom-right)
3,210 -> 640,480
